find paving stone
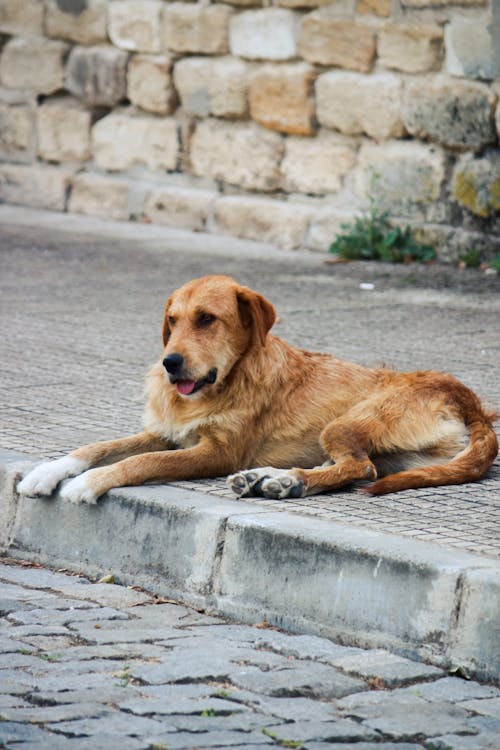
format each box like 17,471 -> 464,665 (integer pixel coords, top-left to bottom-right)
149,730 -> 274,748
15,736 -> 146,750
395,677 -> 500,702
425,733 -> 500,749
265,718 -> 379,743
47,712 -> 171,737
350,699 -> 478,739
5,624 -> 72,638
240,695 -> 339,722
230,662 -> 366,698
332,648 -> 443,686
0,694 -> 31,709
53,582 -> 154,607
66,44 -> 128,107
0,652 -> 40,669
48,642 -> 166,662
0,565 -> 89,590
166,712 -> 275,732
255,631 -> 364,663
118,694 -> 248,717
29,686 -> 140,707
1,701 -> 112,723
0,722 -> 50,746
7,605 -> 127,627
72,622 -> 186,644
305,744 -> 421,750
15,634 -> 76,652
461,697 -> 500,718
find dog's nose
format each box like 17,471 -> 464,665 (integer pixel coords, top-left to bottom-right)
163,353 -> 184,375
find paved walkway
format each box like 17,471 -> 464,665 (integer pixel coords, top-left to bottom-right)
1,206 -> 499,558
1,558 -> 499,750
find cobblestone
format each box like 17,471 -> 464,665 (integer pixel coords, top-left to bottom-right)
0,560 -> 499,749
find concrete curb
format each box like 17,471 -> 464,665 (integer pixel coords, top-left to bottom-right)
1,449 -> 499,683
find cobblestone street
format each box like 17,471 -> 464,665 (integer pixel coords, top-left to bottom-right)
1,559 -> 500,750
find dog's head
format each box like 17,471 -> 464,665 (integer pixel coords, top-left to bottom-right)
161,275 -> 276,397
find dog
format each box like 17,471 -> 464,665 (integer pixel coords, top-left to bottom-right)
18,274 -> 498,505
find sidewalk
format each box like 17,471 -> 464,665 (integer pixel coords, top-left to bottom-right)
1,206 -> 499,683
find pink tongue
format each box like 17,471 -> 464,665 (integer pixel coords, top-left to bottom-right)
177,380 -> 196,395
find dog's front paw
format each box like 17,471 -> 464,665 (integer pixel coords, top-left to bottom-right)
18,456 -> 88,497
60,472 -> 99,505
227,467 -> 306,500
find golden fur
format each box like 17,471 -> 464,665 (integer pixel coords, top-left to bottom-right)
19,275 -> 498,503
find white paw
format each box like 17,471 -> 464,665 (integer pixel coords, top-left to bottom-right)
60,472 -> 98,505
227,467 -> 306,500
18,456 -> 88,497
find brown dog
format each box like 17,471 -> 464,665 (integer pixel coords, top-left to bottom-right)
18,274 -> 498,504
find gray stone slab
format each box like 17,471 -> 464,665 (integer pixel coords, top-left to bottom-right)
0,721 -> 50,746
353,700 -> 478,739
461,697 -> 500,719
237,695 -> 340,723
265,719 -> 380,743
118,695 -> 248,717
425,733 -> 500,749
1,701 -> 113,723
7,605 -> 128,626
47,713 -> 172,737
305,744 -> 421,750
13,737 -> 146,750
230,662 -> 366,699
332,648 -> 444,686
393,676 -> 500,702
147,729 -> 274,748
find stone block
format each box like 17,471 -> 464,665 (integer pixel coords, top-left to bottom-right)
145,186 -> 217,231
299,14 -> 376,72
0,96 -> 35,163
69,173 -> 131,220
403,78 -> 496,151
276,0 -> 332,6
190,119 -> 283,191
402,0 -> 486,6
229,9 -> 300,61
281,132 -> 356,194
0,36 -> 68,95
91,110 -> 179,171
445,19 -> 500,80
37,97 -> 91,163
451,154 -> 500,218
316,71 -> 404,140
306,208 -> 358,251
128,54 -> 175,115
108,0 -> 163,53
66,45 -> 128,107
357,0 -> 391,16
46,0 -> 107,45
163,3 -> 232,55
249,62 -> 315,136
0,163 -> 72,211
354,141 -> 445,219
0,0 -> 44,35
378,24 -> 444,73
174,56 -> 248,118
215,195 -> 313,250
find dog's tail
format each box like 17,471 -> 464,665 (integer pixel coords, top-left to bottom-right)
365,408 -> 499,496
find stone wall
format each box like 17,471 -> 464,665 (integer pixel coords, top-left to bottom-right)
0,0 -> 499,258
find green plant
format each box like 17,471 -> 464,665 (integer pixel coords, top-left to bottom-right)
488,253 -> 500,271
329,175 -> 436,264
459,248 -> 482,268
201,708 -> 217,717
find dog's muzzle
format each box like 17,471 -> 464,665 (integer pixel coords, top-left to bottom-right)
162,354 -> 217,395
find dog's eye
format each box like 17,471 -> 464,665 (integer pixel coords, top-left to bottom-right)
198,312 -> 216,328
168,316 -> 176,327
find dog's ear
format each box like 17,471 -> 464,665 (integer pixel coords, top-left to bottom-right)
162,296 -> 173,346
237,287 -> 276,347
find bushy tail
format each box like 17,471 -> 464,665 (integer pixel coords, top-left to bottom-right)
366,412 -> 498,496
